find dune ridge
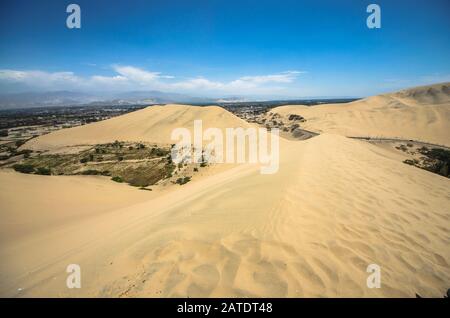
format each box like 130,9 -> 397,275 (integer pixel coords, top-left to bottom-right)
24,104 -> 253,151
269,82 -> 450,146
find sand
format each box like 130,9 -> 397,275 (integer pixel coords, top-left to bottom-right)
1,134 -> 449,297
269,82 -> 450,146
1,83 -> 449,298
23,104 -> 253,151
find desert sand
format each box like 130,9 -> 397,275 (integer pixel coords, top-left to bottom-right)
23,104 -> 253,151
1,84 -> 449,298
269,83 -> 450,146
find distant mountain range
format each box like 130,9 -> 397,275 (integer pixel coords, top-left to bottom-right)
0,90 -> 363,109
0,90 -> 257,109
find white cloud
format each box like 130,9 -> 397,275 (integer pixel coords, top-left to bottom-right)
0,66 -> 304,95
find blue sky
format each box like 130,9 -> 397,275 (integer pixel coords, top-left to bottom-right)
0,0 -> 449,98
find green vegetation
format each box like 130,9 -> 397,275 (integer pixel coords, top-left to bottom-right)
111,176 -> 123,183
403,159 -> 418,166
288,114 -> 305,121
6,141 -> 196,187
175,176 -> 191,185
35,167 -> 51,175
13,163 -> 35,174
404,146 -> 450,178
150,147 -> 168,157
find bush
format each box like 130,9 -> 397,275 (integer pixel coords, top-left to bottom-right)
35,167 -> 51,175
193,167 -> 198,172
80,157 -> 89,163
151,147 -> 168,157
426,148 -> 450,162
111,176 -> 123,183
13,164 -> 35,174
288,114 -> 305,121
117,156 -> 124,161
403,159 -> 416,166
0,129 -> 8,137
175,176 -> 191,185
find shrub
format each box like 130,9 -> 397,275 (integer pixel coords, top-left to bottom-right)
175,176 -> 191,185
426,148 -> 450,162
111,176 -> 123,183
193,167 -> 198,172
117,156 -> 124,161
0,129 -> 8,137
13,164 -> 35,174
35,167 -> 51,175
396,144 -> 408,152
288,114 -> 304,121
403,159 -> 416,165
151,147 -> 168,157
80,157 -> 89,163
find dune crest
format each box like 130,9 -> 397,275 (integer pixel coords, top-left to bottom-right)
269,82 -> 450,146
24,104 -> 253,151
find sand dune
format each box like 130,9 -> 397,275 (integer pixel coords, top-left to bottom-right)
1,134 -> 449,297
269,82 -> 450,146
24,104 -> 253,151
1,84 -> 449,298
